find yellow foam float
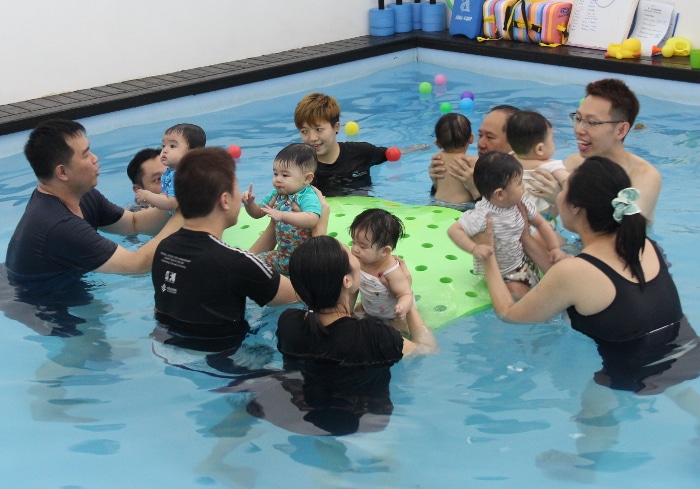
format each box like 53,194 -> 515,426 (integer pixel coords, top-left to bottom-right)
223,196 -> 492,329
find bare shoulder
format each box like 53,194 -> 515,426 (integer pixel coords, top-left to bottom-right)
563,153 -> 583,172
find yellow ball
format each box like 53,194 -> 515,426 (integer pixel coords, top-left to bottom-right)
345,121 -> 360,136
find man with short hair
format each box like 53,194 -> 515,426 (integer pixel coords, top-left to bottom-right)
151,147 -> 298,351
6,119 -> 180,294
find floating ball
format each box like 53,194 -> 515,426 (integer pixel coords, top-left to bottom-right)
227,144 -> 242,159
460,90 -> 474,100
434,74 -> 447,86
386,146 -> 402,161
419,82 -> 433,95
344,121 -> 360,136
459,98 -> 474,112
439,102 -> 452,114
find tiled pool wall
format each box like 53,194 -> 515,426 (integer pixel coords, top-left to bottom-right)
1,32 -> 698,136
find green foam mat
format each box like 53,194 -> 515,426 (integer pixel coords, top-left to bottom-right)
223,196 -> 492,329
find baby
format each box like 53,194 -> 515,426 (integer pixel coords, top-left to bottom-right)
242,143 -> 322,275
448,151 -> 567,298
431,113 -> 478,210
506,110 -> 568,219
350,208 -> 414,334
135,123 -> 206,212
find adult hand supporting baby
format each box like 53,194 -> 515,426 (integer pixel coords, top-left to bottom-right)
528,168 -> 563,206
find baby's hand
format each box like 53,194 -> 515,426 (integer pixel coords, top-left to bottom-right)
135,189 -> 151,204
241,183 -> 256,205
548,247 -> 570,264
261,204 -> 284,222
394,303 -> 407,320
472,244 -> 494,261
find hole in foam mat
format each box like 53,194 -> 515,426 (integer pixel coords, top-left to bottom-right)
440,277 -> 453,283
403,233 -> 411,238
433,305 -> 447,312
240,225 -> 250,229
404,216 -> 416,220
328,232 -> 338,238
421,243 -> 433,248
445,255 -> 458,260
427,224 -> 438,229
431,209 -> 443,214
415,294 -> 421,301
415,265 -> 428,271
465,291 -> 478,298
335,213 -> 346,217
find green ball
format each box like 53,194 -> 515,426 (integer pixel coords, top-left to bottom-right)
419,82 -> 433,95
439,102 -> 452,114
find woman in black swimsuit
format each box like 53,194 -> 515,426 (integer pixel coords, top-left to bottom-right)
479,156 -> 698,394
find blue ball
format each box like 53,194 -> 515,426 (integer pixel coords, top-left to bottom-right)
459,98 -> 474,112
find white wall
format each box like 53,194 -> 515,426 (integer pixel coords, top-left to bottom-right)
0,1 -> 697,106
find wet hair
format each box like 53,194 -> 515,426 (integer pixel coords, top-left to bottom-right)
349,208 -> 404,250
294,92 -> 341,128
274,143 -> 318,174
288,236 -> 353,336
489,104 -> 520,133
126,148 -> 161,186
506,110 -> 552,156
566,156 -> 648,285
174,147 -> 235,219
434,113 -> 472,152
585,79 -> 639,128
24,119 -> 86,180
164,123 -> 206,149
473,151 -> 523,200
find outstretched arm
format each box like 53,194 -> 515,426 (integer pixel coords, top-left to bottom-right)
135,189 -> 178,211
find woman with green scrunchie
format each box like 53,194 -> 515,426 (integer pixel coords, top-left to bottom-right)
477,156 -> 700,393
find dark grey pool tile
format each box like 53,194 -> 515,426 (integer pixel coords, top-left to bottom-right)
0,104 -> 31,115
10,101 -> 48,112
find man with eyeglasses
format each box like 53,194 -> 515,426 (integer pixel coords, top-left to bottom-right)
530,79 -> 661,222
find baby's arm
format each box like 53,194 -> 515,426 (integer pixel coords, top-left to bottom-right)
262,206 -> 320,229
241,184 -> 265,219
383,266 -> 414,320
530,214 -> 568,268
447,221 -> 493,261
135,189 -> 178,211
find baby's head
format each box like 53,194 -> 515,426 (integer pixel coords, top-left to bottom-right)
349,209 -> 404,266
161,123 -> 206,169
505,111 -> 555,161
272,143 -> 317,195
434,113 -> 473,152
473,151 -> 524,207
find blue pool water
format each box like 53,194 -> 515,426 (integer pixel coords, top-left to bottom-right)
1,49 -> 699,487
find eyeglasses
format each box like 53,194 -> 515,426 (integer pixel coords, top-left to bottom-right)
569,113 -> 625,129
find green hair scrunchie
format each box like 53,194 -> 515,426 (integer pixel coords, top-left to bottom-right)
611,187 -> 641,223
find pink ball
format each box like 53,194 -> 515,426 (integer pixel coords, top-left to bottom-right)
434,74 -> 447,86
386,146 -> 402,162
227,144 -> 242,159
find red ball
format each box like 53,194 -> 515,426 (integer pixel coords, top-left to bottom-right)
227,144 -> 242,159
386,146 -> 401,162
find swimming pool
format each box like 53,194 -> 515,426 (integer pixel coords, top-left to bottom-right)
1,49 -> 699,487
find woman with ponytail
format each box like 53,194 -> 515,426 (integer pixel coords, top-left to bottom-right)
277,235 -> 438,364
482,156 -> 683,340
480,157 -> 700,394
